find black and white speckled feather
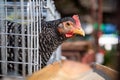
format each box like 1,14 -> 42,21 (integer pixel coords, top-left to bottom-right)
39,17 -> 75,68
4,17 -> 76,69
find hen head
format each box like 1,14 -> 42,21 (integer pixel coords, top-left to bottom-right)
57,15 -> 85,38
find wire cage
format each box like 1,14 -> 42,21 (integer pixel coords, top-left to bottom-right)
0,0 -> 43,78
0,0 -> 61,79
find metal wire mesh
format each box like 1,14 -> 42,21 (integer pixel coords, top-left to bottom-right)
0,0 -> 61,79
0,0 -> 43,78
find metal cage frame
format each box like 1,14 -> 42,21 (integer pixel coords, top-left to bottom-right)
0,0 -> 61,79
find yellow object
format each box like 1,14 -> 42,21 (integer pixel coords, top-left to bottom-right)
27,60 -> 106,80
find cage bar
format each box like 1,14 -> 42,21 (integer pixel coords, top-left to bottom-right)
0,0 -> 61,79
0,0 -> 43,78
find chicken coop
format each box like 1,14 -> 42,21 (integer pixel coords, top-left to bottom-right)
0,0 -> 61,79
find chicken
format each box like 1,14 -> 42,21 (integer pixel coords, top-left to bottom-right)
4,15 -> 85,70
39,15 -> 85,68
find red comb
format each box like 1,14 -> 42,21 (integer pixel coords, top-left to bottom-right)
72,15 -> 81,28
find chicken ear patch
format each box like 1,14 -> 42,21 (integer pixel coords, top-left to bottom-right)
72,15 -> 81,28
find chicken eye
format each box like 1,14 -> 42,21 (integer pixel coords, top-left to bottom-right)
66,22 -> 70,26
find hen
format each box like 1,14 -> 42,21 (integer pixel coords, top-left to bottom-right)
40,15 -> 85,68
4,15 -> 85,69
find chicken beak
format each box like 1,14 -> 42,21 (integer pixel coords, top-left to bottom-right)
73,27 -> 85,36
